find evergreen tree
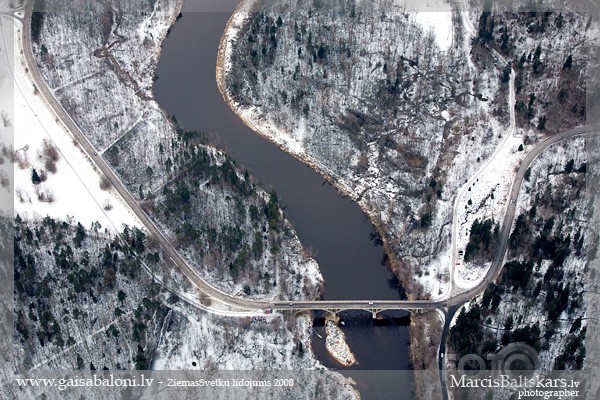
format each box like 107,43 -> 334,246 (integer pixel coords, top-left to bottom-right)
563,54 -> 573,70
31,168 -> 41,184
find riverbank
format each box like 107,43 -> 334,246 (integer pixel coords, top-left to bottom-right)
410,312 -> 443,400
214,3 -> 464,397
215,2 -> 435,394
25,0 -> 338,376
215,0 -> 422,299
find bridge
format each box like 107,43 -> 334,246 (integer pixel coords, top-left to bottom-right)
270,300 -> 445,318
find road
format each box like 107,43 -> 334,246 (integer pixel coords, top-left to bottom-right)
436,123 -> 598,400
272,299 -> 444,312
19,0 -> 600,314
450,65 -> 516,291
450,123 -> 598,307
20,1 -> 271,313
20,2 -> 452,317
17,0 -> 472,318
278,122 -> 595,317
16,3 -> 600,399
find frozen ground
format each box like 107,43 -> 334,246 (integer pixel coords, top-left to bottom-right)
411,0 -> 453,52
453,132 -> 527,289
1,15 -> 141,232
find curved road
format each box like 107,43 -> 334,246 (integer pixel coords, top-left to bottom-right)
436,123 -> 598,400
280,121 -> 598,314
20,0 -> 600,314
450,65 -> 515,289
20,1 -> 270,313
18,3 -> 600,398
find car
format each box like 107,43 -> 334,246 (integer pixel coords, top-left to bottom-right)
289,302 -> 293,306
368,302 -> 374,305
510,199 -> 516,204
93,152 -> 97,156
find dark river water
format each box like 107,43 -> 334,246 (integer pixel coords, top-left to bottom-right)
153,2 -> 413,398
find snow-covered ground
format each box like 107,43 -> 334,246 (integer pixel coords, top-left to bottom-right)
219,0 -> 482,300
411,0 -> 453,52
453,132 -> 528,289
448,136 -> 588,379
11,217 -> 359,400
220,0 -> 596,309
1,15 -> 141,232
324,320 -> 357,367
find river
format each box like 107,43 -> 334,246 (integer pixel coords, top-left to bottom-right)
153,2 -> 413,398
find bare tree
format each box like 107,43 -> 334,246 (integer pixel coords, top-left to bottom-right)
99,175 -> 111,190
1,111 -> 10,127
34,185 -> 54,202
0,170 -> 9,188
102,199 -> 113,211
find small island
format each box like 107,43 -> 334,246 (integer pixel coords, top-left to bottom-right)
325,318 -> 357,367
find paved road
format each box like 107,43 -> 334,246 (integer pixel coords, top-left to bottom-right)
268,116 -> 597,314
21,2 -> 271,313
19,6 -> 600,399
20,1 -> 600,316
453,123 -> 599,307
272,299 -> 445,312
436,123 -> 598,400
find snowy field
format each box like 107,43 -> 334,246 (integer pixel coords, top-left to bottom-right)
411,0 -> 453,52
2,16 -> 142,232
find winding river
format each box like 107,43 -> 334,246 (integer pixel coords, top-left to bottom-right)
153,2 -> 414,398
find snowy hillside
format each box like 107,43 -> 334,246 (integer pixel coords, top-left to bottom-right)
31,0 -> 321,300
10,218 -> 358,399
448,137 -> 588,400
220,0 -> 495,300
220,0 -> 598,303
8,0 -> 356,394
